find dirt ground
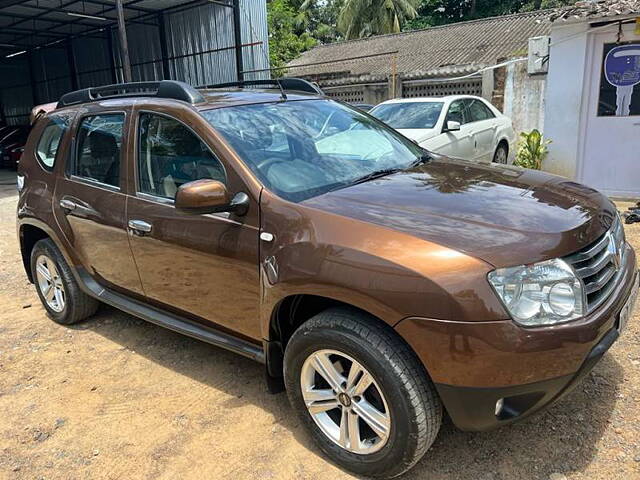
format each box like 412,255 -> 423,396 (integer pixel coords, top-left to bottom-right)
0,170 -> 639,480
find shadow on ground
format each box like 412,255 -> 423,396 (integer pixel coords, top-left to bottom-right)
78,305 -> 623,480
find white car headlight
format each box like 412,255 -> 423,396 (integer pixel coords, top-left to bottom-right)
488,258 -> 585,327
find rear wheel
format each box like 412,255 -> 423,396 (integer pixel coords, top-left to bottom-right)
493,142 -> 508,164
284,308 -> 442,478
31,239 -> 99,325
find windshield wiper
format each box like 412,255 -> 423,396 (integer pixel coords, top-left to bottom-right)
329,153 -> 433,193
409,152 -> 433,168
348,168 -> 404,187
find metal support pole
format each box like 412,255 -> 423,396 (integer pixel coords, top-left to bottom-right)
115,0 -> 133,82
157,12 -> 171,80
106,27 -> 118,83
66,39 -> 79,90
232,0 -> 244,81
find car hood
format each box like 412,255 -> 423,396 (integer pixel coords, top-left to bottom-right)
397,128 -> 440,144
302,157 -> 616,268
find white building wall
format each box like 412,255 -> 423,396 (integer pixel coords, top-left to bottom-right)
543,22 -> 591,178
503,61 -> 546,135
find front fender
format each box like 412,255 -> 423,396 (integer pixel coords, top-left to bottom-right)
258,190 -> 509,339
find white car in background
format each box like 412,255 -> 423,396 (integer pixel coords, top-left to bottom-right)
369,95 -> 516,164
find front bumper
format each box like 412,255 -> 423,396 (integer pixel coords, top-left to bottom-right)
395,244 -> 638,431
435,323 -> 621,431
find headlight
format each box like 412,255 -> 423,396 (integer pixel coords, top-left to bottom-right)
488,258 -> 585,326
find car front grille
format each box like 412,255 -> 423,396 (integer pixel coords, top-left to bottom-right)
564,217 -> 626,312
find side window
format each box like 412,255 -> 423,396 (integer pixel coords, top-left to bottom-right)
446,100 -> 468,125
466,99 -> 496,122
74,114 -> 124,188
37,118 -> 68,169
137,112 -> 226,199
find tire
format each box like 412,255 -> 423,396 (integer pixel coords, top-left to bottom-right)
30,238 -> 99,325
284,307 -> 442,478
493,143 -> 508,164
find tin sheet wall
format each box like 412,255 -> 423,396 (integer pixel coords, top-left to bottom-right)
0,0 -> 269,125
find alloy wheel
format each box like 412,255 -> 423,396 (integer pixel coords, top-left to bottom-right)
300,349 -> 391,455
35,255 -> 65,313
494,146 -> 508,164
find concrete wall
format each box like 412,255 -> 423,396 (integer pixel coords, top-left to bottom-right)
543,22 -> 590,178
503,61 -> 546,136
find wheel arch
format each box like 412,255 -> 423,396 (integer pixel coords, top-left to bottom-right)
264,294 -> 423,381
496,138 -> 510,154
18,219 -> 74,283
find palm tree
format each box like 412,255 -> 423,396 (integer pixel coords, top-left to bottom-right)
338,0 -> 419,39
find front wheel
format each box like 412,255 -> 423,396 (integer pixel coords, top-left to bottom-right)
284,308 -> 442,478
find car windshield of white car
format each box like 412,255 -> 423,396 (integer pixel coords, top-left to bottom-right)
370,102 -> 444,129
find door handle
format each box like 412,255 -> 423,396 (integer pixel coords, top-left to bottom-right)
128,219 -> 152,236
59,199 -> 77,211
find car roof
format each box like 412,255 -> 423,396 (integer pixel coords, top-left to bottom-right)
376,95 -> 483,105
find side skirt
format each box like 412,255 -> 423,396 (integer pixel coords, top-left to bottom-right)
76,268 -> 265,363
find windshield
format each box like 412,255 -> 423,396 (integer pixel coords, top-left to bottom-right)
202,99 -> 425,202
370,102 -> 444,129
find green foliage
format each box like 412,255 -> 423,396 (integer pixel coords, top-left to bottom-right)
514,129 -> 551,170
267,0 -> 318,75
267,0 -> 345,74
519,0 -> 575,12
337,0 -> 421,39
405,0 -> 574,30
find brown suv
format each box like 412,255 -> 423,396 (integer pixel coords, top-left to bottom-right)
17,79 -> 638,478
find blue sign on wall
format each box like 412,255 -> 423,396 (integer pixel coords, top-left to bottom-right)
601,43 -> 640,116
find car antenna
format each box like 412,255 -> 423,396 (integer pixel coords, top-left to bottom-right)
276,79 -> 287,101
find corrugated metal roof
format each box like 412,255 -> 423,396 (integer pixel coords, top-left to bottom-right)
550,0 -> 640,22
287,10 -> 551,82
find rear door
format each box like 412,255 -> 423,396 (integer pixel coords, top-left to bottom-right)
53,107 -> 143,294
125,108 -> 261,340
465,98 -> 498,162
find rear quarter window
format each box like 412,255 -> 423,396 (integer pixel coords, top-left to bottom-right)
36,117 -> 69,170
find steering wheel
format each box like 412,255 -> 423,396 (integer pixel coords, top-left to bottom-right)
255,157 -> 283,172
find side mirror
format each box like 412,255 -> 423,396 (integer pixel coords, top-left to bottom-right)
444,120 -> 461,132
175,179 -> 249,216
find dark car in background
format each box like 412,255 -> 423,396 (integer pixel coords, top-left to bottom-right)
1,126 -> 30,169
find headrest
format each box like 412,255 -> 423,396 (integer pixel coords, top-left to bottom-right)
89,130 -> 118,158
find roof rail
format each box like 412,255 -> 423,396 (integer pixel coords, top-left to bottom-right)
199,77 -> 323,95
57,80 -> 206,108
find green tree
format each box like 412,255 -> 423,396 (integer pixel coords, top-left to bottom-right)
405,0 -> 574,30
337,0 -> 421,39
267,0 -> 317,74
267,0 -> 343,72
519,0 -> 575,12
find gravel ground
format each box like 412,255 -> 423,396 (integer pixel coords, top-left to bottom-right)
0,171 -> 639,480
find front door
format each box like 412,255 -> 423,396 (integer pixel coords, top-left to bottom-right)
126,110 -> 261,340
54,110 -> 143,294
433,99 -> 475,160
580,26 -> 640,197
